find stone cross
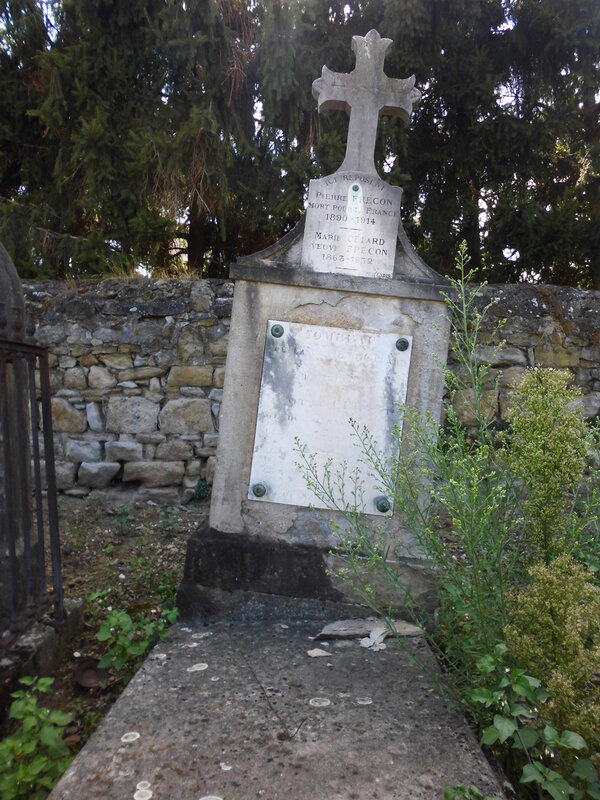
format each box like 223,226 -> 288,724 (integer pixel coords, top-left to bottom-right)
312,29 -> 421,175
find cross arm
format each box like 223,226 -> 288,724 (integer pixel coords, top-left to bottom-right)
312,66 -> 348,113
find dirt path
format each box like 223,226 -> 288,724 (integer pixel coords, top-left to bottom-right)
43,494 -> 209,752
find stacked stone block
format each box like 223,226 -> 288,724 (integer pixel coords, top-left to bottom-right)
24,279 -> 600,503
25,278 -> 231,503
454,284 -> 600,425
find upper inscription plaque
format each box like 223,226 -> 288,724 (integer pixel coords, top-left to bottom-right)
301,172 -> 402,277
301,29 -> 420,279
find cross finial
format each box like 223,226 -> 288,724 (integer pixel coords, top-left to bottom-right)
312,29 -> 421,175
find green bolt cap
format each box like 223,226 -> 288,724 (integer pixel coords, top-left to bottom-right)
375,496 -> 391,513
252,483 -> 267,498
271,324 -> 284,338
395,338 -> 409,352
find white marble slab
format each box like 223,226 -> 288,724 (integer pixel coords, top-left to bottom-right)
301,172 -> 402,278
248,320 -> 412,513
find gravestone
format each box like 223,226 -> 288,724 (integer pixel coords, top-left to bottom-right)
180,30 -> 451,617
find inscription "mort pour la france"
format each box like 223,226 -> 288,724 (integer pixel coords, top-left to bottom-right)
301,172 -> 402,278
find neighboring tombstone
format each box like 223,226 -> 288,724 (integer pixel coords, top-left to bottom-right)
180,30 -> 451,617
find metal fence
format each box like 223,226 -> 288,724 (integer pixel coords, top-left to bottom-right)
0,338 -> 64,647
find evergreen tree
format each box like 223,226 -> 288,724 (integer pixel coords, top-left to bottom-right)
0,0 -> 598,286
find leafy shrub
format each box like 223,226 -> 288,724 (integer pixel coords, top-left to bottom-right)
297,242 -> 600,792
0,677 -> 72,800
505,369 -> 591,563
467,643 -> 600,800
297,242 -> 523,685
504,554 -> 600,760
96,605 -> 178,678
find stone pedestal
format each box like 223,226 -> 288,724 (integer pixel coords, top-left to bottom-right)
179,220 -> 450,617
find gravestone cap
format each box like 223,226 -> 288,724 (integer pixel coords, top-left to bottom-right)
313,29 -> 421,175
0,242 -> 32,342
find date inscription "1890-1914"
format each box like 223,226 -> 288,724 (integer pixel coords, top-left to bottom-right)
301,172 -> 402,278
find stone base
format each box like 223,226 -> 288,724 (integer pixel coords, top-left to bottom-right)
0,598 -> 84,734
177,525 -> 436,620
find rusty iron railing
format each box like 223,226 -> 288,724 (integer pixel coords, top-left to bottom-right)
0,338 -> 64,647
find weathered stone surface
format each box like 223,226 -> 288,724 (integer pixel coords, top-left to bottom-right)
123,461 -> 185,487
213,367 -> 225,388
105,441 -> 144,462
534,344 -> 581,368
54,461 -> 77,490
78,462 -> 121,488
177,324 -> 206,363
119,366 -> 165,381
205,455 -> 216,485
167,365 -> 212,386
64,367 -> 88,390
48,370 -> 64,392
158,398 -> 212,434
155,440 -> 194,460
214,297 -> 233,317
574,391 -> 600,419
185,459 -> 202,477
203,433 -> 219,448
51,399 -> 87,433
55,388 -> 82,399
191,282 -> 214,312
23,277 -> 600,509
88,365 -> 117,390
63,486 -> 91,497
476,345 -> 527,368
65,439 -> 102,463
498,366 -> 527,388
106,397 -> 159,433
208,335 -> 228,357
135,487 -> 182,505
99,353 -> 133,370
453,388 -> 498,427
135,432 -> 166,444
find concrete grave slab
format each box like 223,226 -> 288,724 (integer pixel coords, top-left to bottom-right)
49,620 -> 506,800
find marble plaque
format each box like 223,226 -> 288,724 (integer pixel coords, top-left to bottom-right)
248,321 -> 412,513
301,172 -> 402,278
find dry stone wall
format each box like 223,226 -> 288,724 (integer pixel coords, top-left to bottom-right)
467,284 -> 600,425
24,279 -> 600,503
24,278 -> 232,504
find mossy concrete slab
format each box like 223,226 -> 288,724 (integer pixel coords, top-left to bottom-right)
49,619 -> 505,800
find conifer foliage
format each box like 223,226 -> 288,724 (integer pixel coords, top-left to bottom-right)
0,1 -> 598,285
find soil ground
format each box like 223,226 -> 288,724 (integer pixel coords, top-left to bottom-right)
39,494 -> 209,753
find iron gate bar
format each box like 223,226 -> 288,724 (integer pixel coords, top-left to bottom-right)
0,338 -> 64,643
39,347 -> 64,623
15,352 -> 34,621
28,354 -> 48,607
0,353 -> 17,628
